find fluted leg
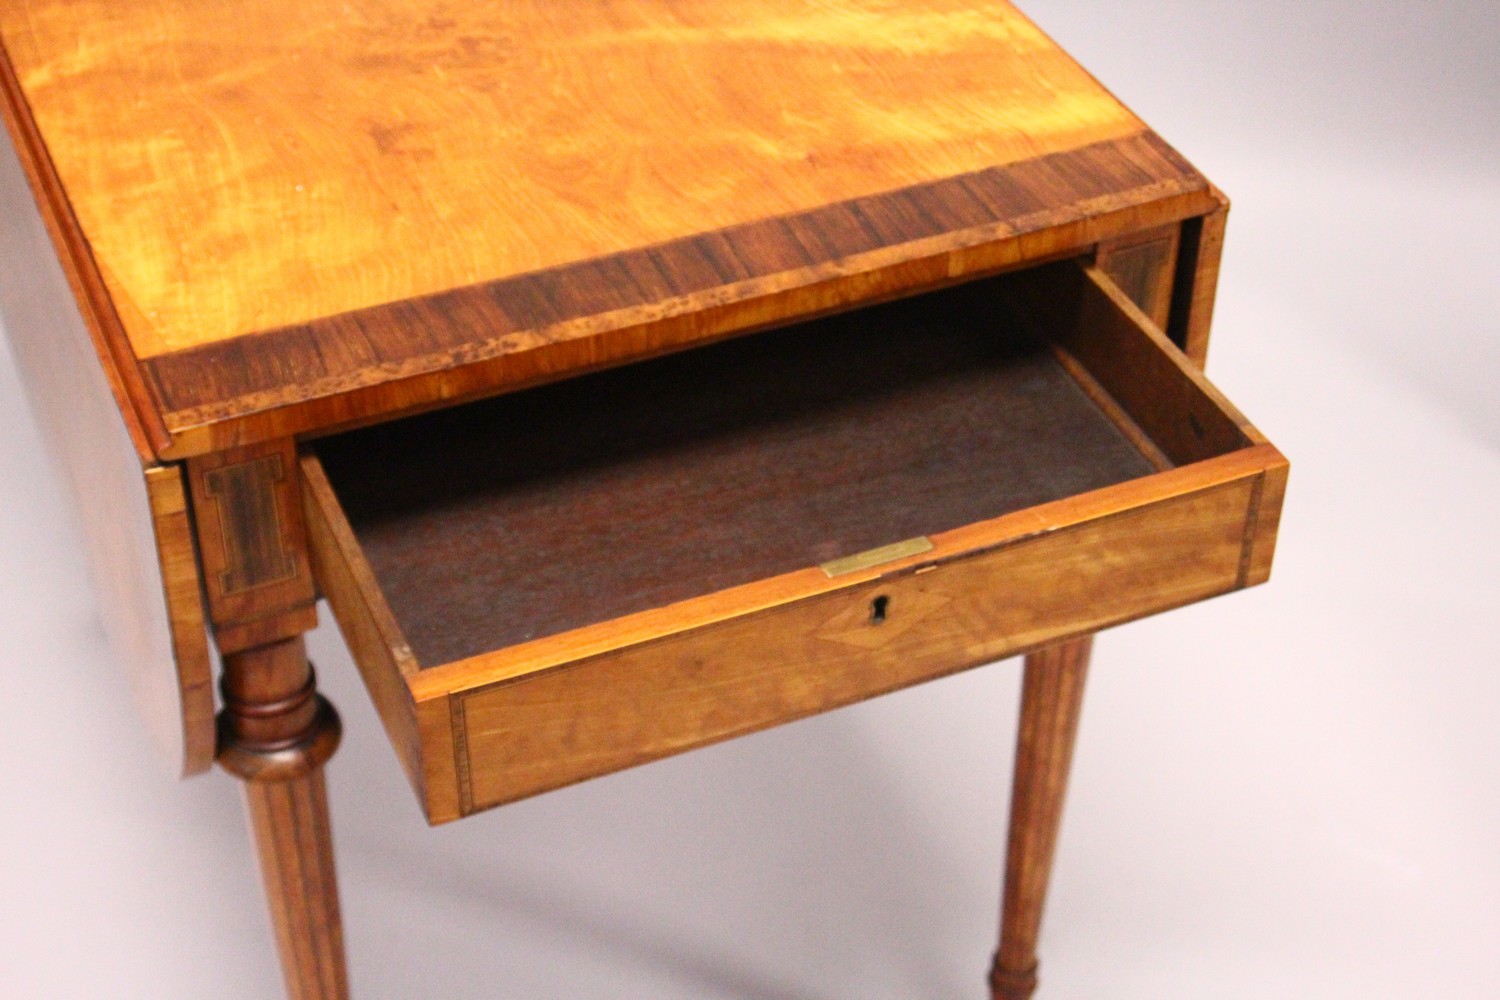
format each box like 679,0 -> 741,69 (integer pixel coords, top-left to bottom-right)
219,637 -> 348,1000
243,769 -> 347,1000
187,441 -> 346,999
989,636 -> 1092,1000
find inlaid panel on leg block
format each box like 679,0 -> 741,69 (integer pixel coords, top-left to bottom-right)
187,439 -> 318,653
1096,224 -> 1180,331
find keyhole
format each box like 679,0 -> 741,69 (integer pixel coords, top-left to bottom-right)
871,595 -> 890,623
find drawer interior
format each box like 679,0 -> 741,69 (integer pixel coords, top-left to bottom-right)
313,265 -> 1209,666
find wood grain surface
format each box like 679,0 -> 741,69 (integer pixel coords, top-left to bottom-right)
313,279 -> 1157,664
308,442 -> 1279,822
300,255 -> 1286,820
143,130 -> 1213,457
0,34 -> 170,454
0,125 -> 215,776
301,452 -> 429,804
990,636 -> 1092,1000
447,471 -> 1259,818
1007,261 -> 1260,464
213,616 -> 346,997
0,0 -> 1216,457
186,439 -> 319,655
1097,224 -> 1180,330
244,768 -> 349,1000
1170,191 -> 1231,366
0,0 -> 1145,356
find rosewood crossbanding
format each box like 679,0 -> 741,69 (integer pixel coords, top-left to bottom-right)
1,0 -> 1152,358
1,0 -> 1215,460
141,132 -> 1212,453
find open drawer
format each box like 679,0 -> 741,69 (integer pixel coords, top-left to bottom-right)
302,259 -> 1286,824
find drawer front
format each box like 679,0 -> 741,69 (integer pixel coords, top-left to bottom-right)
448,470 -> 1262,816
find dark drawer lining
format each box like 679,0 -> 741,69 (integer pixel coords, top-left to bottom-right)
313,277 -> 1158,665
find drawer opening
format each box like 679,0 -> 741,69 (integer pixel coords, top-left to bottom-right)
310,259 -> 1237,667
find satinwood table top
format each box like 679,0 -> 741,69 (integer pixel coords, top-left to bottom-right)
0,0 -> 1213,458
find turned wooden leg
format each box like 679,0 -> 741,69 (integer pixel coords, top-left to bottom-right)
187,441 -> 347,1000
219,637 -> 348,1000
990,635 -> 1092,1000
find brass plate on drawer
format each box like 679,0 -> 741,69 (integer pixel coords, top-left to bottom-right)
820,537 -> 934,577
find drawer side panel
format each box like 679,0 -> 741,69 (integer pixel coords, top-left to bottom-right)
302,453 -> 428,802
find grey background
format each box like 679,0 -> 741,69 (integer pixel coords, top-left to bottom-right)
3,2 -> 1498,997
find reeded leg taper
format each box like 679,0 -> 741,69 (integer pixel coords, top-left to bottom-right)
990,636 -> 1092,1000
188,441 -> 348,1000
219,637 -> 348,1000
